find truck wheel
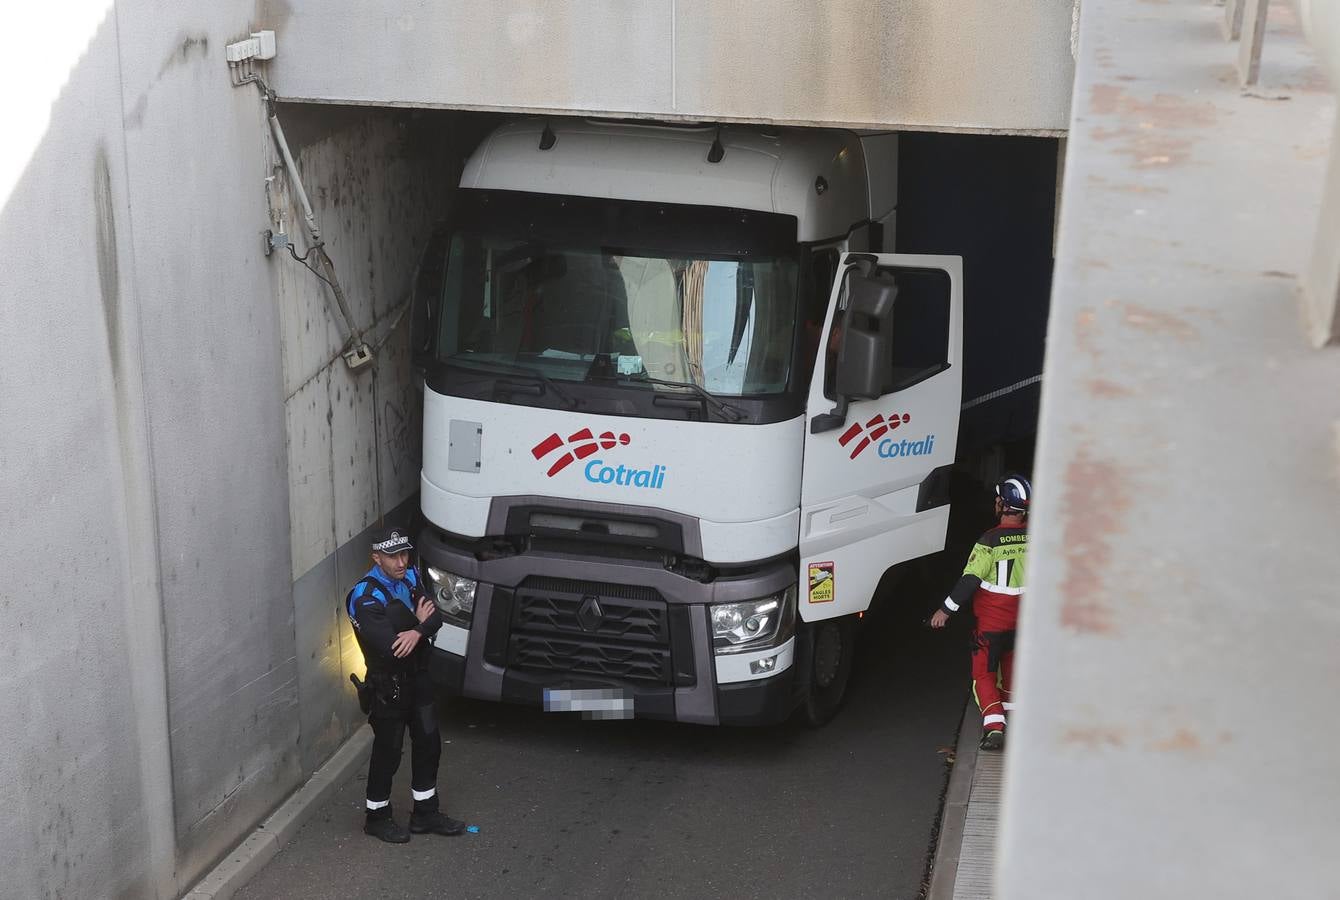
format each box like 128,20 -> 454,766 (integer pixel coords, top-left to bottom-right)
797,615 -> 857,727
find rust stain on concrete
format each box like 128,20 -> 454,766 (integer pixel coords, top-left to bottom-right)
1130,137 -> 1193,168
1059,447 -> 1130,634
1061,726 -> 1126,748
1150,728 -> 1202,753
1089,176 -> 1170,195
1074,308 -> 1097,353
1087,378 -> 1131,398
1090,127 -> 1193,168
1090,84 -> 1125,114
1085,174 -> 1168,195
1112,182 -> 1168,194
1088,84 -> 1218,170
1122,303 -> 1198,341
1090,84 -> 1219,128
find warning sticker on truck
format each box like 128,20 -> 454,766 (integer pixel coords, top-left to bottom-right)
808,561 -> 835,603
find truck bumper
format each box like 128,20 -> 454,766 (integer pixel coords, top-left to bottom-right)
715,667 -> 798,725
428,643 -> 798,725
418,527 -> 799,726
427,642 -> 467,695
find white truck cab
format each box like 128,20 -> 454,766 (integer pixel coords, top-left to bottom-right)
411,118 -> 962,725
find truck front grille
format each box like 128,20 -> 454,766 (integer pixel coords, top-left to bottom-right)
514,593 -> 667,644
508,634 -> 671,684
507,577 -> 674,685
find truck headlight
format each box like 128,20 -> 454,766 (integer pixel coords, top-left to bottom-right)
710,586 -> 796,655
425,566 -> 476,624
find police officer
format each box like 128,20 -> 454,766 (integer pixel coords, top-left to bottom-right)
347,526 -> 465,842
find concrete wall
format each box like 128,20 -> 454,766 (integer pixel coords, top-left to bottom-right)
272,104 -> 476,775
0,6 -> 458,896
268,0 -> 1077,134
117,11 -> 300,882
1,6 -> 178,895
1002,1 -> 1340,896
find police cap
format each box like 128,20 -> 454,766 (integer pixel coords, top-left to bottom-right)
370,526 -> 413,555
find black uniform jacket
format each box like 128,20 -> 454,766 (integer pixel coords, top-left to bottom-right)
347,566 -> 443,677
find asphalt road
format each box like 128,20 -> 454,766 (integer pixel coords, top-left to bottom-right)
237,558 -> 972,900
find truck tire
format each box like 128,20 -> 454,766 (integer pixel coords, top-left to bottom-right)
796,615 -> 858,727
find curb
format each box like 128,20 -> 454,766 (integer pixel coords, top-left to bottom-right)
928,703 -> 982,900
183,725 -> 374,900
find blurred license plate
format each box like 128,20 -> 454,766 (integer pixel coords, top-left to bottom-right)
543,688 -> 634,720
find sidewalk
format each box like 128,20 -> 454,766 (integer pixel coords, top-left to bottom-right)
928,706 -> 1002,900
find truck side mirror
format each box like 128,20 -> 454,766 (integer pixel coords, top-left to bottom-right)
833,269 -> 897,399
810,263 -> 898,434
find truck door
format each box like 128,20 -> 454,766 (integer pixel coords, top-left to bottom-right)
798,253 -> 963,621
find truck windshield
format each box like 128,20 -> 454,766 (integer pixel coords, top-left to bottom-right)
437,235 -> 800,397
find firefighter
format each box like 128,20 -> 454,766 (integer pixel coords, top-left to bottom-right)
347,526 -> 465,842
930,476 -> 1031,751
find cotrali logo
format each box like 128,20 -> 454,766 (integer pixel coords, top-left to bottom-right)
838,413 -> 911,459
531,428 -> 632,477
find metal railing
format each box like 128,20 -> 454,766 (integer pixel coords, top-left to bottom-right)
1293,1 -> 1340,346
1226,0 -> 1340,346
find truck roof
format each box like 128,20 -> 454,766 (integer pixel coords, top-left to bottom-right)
460,118 -> 872,243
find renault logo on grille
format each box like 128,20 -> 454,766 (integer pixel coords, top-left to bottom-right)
576,596 -> 605,632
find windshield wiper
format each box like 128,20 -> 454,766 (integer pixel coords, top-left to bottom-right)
597,374 -> 747,423
445,358 -> 578,408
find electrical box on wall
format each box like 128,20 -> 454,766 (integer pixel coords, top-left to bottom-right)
226,31 -> 277,63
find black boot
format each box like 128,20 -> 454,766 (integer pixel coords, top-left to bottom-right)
979,729 -> 1006,751
364,805 -> 411,843
410,796 -> 465,836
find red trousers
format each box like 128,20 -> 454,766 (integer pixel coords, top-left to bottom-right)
972,629 -> 1015,732
966,588 -> 1019,732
